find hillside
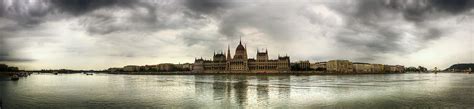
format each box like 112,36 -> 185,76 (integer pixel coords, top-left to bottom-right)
445,63 -> 474,72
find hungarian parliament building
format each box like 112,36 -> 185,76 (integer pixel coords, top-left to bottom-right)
193,40 -> 291,73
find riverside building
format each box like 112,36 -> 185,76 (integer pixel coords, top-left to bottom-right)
193,40 -> 291,73
327,60 -> 353,73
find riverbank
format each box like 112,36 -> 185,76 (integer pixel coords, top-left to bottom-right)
105,71 -> 406,75
0,72 -> 14,77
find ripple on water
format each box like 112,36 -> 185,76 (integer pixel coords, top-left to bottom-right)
1,73 -> 474,108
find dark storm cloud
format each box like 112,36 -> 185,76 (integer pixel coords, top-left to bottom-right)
0,0 -> 222,60
0,56 -> 34,62
49,0 -> 135,15
0,0 -> 137,28
0,0 -> 471,66
431,0 -> 474,13
363,0 -> 474,22
0,39 -> 33,62
183,0 -> 230,15
0,39 -> 8,59
332,0 -> 470,61
355,0 -> 468,34
0,0 -> 139,34
0,0 -> 52,28
62,0 -> 234,35
179,29 -> 225,48
0,0 -> 53,62
337,27 -> 403,53
1,0 -> 226,35
48,0 -> 142,34
73,0 -> 226,35
0,1 -> 4,16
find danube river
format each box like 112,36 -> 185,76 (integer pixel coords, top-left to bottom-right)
1,73 -> 473,108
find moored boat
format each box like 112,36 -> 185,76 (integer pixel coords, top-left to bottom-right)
18,72 -> 27,77
11,75 -> 19,81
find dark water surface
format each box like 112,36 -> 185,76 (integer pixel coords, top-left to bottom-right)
1,73 -> 473,108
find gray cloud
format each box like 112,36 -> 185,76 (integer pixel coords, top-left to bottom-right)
0,0 -> 137,29
0,1 -> 4,16
0,0 -> 52,62
0,0 -> 137,34
360,0 -> 474,22
217,2 -> 301,41
49,0 -> 135,15
429,0 -> 474,13
0,0 -> 226,34
0,56 -> 34,62
0,38 -> 33,62
337,27 -> 402,53
0,0 -> 472,69
1,0 -> 224,64
330,0 -> 467,61
0,39 -> 8,60
0,0 -> 52,28
76,0 -> 221,35
183,0 -> 230,15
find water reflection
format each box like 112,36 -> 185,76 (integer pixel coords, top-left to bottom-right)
277,76 -> 291,108
232,76 -> 248,107
1,73 -> 474,108
192,75 -> 293,108
256,76 -> 269,107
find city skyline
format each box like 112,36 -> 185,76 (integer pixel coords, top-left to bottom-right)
1,0 -> 473,70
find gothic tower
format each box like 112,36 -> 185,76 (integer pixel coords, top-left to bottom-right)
227,45 -> 231,60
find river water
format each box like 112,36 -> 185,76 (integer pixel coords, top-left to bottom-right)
0,73 -> 473,108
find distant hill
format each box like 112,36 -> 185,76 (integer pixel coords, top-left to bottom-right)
445,63 -> 474,72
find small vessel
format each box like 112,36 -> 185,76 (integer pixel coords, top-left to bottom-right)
11,75 -> 19,81
53,71 -> 59,75
18,72 -> 27,77
468,68 -> 472,74
85,73 -> 94,75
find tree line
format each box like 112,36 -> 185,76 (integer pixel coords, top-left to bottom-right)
0,64 -> 19,72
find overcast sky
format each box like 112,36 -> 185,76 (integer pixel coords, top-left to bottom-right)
1,0 -> 473,70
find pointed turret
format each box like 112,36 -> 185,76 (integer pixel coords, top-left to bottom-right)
257,47 -> 268,61
227,44 -> 232,60
239,35 -> 242,45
